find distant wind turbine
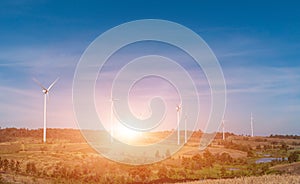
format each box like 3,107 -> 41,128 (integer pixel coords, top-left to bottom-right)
251,113 -> 254,137
33,77 -> 59,143
222,119 -> 226,140
184,114 -> 187,144
176,104 -> 181,145
110,97 -> 119,143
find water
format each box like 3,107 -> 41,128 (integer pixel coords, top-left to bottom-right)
255,157 -> 286,164
228,168 -> 240,171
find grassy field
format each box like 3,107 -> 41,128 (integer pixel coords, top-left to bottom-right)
0,128 -> 299,183
271,162 -> 300,175
178,174 -> 300,184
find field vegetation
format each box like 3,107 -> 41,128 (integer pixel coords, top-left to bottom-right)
0,128 -> 299,183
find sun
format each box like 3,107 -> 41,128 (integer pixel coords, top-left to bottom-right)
113,122 -> 141,144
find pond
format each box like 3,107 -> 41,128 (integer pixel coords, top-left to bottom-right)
255,157 -> 287,164
228,168 -> 240,171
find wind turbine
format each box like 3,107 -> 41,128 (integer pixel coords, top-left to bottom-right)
184,114 -> 187,144
176,104 -> 181,145
110,97 -> 119,143
33,77 -> 59,143
250,113 -> 254,137
222,119 -> 226,140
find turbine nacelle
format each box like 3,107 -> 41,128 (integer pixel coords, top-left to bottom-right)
42,89 -> 48,94
176,104 -> 181,112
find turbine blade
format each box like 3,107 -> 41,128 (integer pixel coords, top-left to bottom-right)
47,77 -> 59,91
32,78 -> 46,90
109,97 -> 120,102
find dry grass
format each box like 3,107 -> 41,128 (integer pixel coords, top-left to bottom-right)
177,175 -> 300,184
1,173 -> 53,184
181,147 -> 247,159
1,129 -> 299,184
271,162 -> 300,175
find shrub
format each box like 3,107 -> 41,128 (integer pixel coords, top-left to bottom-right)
288,151 -> 299,163
26,162 -> 37,175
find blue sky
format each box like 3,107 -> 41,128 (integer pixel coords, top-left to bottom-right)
0,0 -> 299,135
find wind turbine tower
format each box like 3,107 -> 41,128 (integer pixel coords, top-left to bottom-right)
110,98 -> 119,143
222,119 -> 225,140
33,78 -> 59,143
176,104 -> 181,145
251,113 -> 254,137
184,114 -> 187,144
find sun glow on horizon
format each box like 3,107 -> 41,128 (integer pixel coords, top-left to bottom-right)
113,121 -> 142,144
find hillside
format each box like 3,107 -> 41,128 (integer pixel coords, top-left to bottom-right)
178,174 -> 300,184
0,128 -> 299,183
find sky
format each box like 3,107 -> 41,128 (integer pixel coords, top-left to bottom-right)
0,0 -> 299,136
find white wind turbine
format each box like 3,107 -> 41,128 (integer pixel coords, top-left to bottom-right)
184,114 -> 187,144
250,113 -> 254,137
110,97 -> 119,143
222,119 -> 226,140
33,77 -> 59,143
176,104 -> 181,145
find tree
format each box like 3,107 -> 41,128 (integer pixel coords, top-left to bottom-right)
3,159 -> 9,172
256,145 -> 261,150
247,150 -> 254,157
165,149 -> 171,158
129,168 -> 140,181
40,146 -> 47,152
167,168 -> 176,179
247,163 -> 258,175
281,142 -> 289,151
261,164 -> 269,174
288,151 -> 299,163
138,166 -> 151,181
15,161 -> 21,173
0,174 -> 4,183
192,153 -> 202,162
203,150 -> 214,167
129,166 -> 151,182
220,166 -> 226,177
155,150 -> 160,158
9,159 -> 15,171
157,166 -> 168,179
26,162 -> 37,175
191,154 -> 203,169
181,157 -> 191,169
177,169 -> 186,178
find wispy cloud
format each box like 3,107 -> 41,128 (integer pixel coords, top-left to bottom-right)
224,66 -> 300,96
0,86 -> 35,98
